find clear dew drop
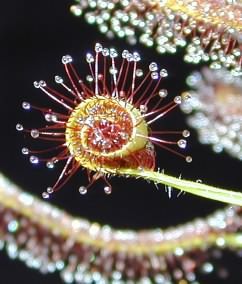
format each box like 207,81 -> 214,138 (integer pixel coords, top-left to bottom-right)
126,53 -> 133,62
31,129 -> 40,139
39,80 -> 46,87
7,220 -> 19,233
16,123 -> 24,131
47,187 -> 54,194
86,75 -> 94,82
33,81 -> 40,88
45,113 -> 57,122
104,186 -> 112,194
46,161 -> 54,169
133,52 -> 140,61
149,62 -> 158,71
177,139 -> 187,149
196,179 -> 202,183
140,104 -> 148,113
135,69 -> 143,77
29,155 -> 39,164
186,156 -> 193,163
110,48 -> 118,58
95,43 -> 103,53
55,75 -> 64,84
109,66 -> 118,75
174,96 -> 182,104
201,262 -> 214,274
102,48 -> 109,57
86,53 -> 95,63
62,55 -> 73,64
45,113 -> 52,122
182,130 -> 190,138
22,102 -> 31,110
186,73 -> 201,87
21,147 -> 29,155
151,72 -> 159,80
160,69 -> 168,77
79,186 -> 87,195
122,50 -> 129,58
42,192 -> 50,199
158,89 -> 168,98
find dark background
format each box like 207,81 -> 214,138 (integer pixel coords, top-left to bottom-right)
1,0 -> 242,283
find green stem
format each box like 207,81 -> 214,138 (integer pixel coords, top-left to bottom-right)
119,168 -> 242,206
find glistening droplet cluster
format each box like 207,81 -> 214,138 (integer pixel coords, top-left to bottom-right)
71,0 -> 242,75
181,67 -> 242,160
0,173 -> 242,283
